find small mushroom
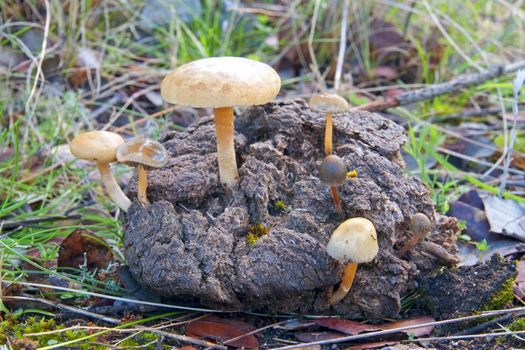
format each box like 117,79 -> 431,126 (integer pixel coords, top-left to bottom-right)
309,93 -> 349,155
161,56 -> 281,185
319,154 -> 347,215
326,217 -> 378,305
116,138 -> 168,206
70,131 -> 131,212
397,213 -> 432,257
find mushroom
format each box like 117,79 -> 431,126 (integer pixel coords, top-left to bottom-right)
319,154 -> 347,215
116,137 -> 168,206
309,93 -> 349,155
397,213 -> 432,257
70,131 -> 131,212
161,56 -> 281,185
326,217 -> 378,305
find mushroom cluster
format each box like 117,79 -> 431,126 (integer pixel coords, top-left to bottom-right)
70,56 -> 453,314
70,132 -> 167,211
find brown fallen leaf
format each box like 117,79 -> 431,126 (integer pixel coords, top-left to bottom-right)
178,347 -> 198,350
381,315 -> 435,337
185,315 -> 259,348
295,331 -> 345,342
314,318 -> 379,335
58,229 -> 114,270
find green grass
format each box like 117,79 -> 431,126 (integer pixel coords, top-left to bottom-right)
1,0 -> 525,347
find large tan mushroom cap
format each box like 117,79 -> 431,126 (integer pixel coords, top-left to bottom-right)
326,217 -> 378,263
309,93 -> 349,113
161,56 -> 281,107
70,131 -> 124,163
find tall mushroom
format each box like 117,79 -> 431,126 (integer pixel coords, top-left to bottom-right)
319,154 -> 347,215
397,213 -> 432,257
326,217 -> 378,305
161,56 -> 281,185
309,93 -> 349,155
117,138 -> 168,206
70,131 -> 132,212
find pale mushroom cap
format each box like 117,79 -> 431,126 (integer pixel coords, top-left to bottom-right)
116,138 -> 168,168
70,131 -> 124,163
326,217 -> 379,263
309,93 -> 349,113
161,56 -> 281,108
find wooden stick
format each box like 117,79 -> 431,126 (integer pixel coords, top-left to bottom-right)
358,61 -> 525,112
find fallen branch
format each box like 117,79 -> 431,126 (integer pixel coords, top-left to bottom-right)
358,60 -> 525,112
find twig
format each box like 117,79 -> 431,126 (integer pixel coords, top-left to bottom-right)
357,60 -> 525,112
271,306 -> 525,349
407,330 -> 525,343
0,214 -> 82,230
334,0 -> 349,91
3,280 -> 228,314
6,295 -> 225,349
499,70 -> 525,195
308,0 -> 326,92
455,311 -> 525,336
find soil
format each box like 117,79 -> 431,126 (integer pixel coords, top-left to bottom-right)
418,254 -> 517,320
122,99 -> 462,320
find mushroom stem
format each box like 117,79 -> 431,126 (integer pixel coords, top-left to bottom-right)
96,162 -> 132,212
213,107 -> 239,185
325,112 -> 333,155
330,186 -> 343,215
137,164 -> 150,206
330,262 -> 358,305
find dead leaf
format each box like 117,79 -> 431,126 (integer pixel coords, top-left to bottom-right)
314,318 -> 379,335
380,315 -> 435,337
178,347 -> 198,350
369,19 -> 406,62
58,229 -> 114,270
295,331 -> 345,342
372,66 -> 398,80
344,341 -> 397,350
482,195 -> 525,241
185,315 -> 259,348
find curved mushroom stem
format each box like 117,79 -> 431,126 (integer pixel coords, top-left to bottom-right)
96,162 -> 132,212
397,234 -> 423,257
325,112 -> 333,155
137,164 -> 150,206
330,262 -> 358,305
331,186 -> 343,215
214,107 -> 239,185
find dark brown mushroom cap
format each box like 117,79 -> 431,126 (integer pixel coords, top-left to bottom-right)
319,155 -> 347,186
116,138 -> 168,169
409,213 -> 432,237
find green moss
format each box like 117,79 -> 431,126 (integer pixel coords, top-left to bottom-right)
246,223 -> 270,245
0,316 -> 96,348
481,277 -> 515,311
275,200 -> 290,213
509,317 -> 525,331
